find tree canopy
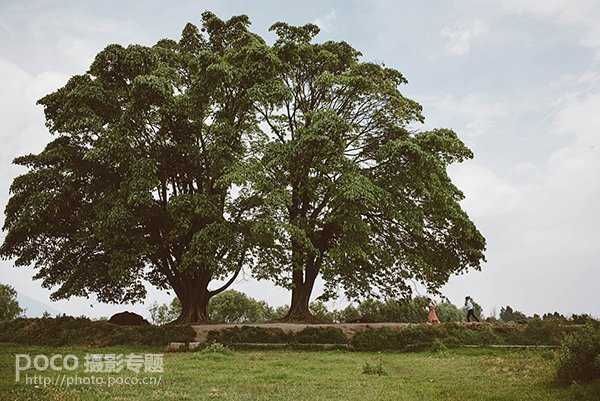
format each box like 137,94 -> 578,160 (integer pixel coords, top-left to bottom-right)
0,12 -> 280,322
245,22 -> 486,319
1,12 -> 485,323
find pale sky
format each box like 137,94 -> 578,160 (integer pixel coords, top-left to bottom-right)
0,0 -> 598,319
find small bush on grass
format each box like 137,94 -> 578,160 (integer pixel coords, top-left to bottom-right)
431,339 -> 449,356
556,323 -> 600,385
362,357 -> 387,376
201,342 -> 232,355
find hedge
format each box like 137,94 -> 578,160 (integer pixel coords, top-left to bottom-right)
351,321 -> 579,351
206,326 -> 347,345
0,318 -> 579,350
0,316 -> 195,346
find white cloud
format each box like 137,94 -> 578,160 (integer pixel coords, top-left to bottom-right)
499,0 -> 600,58
314,9 -> 336,33
1,0 -> 600,320
441,20 -> 488,56
438,71 -> 600,316
422,93 -> 510,137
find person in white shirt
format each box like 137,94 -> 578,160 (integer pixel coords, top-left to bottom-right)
465,296 -> 479,322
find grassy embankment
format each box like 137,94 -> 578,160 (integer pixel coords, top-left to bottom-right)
1,344 -> 599,401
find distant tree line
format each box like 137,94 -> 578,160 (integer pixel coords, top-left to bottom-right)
493,305 -> 596,325
148,289 -> 597,325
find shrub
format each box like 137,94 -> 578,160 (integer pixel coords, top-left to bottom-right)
294,327 -> 347,344
499,305 -> 528,323
351,327 -> 400,351
209,290 -> 275,323
362,358 -> 387,376
201,342 -> 232,355
354,298 -> 429,323
556,323 -> 600,385
436,302 -> 464,322
207,326 -> 289,344
0,316 -> 195,346
207,325 -> 348,344
570,314 -> 597,325
521,319 -> 563,345
309,301 -> 336,323
334,305 -> 361,323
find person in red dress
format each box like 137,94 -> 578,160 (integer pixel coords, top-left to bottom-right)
428,301 -> 440,324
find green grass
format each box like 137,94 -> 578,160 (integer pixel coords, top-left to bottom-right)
1,344 -> 599,401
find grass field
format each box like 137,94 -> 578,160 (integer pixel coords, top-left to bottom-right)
1,344 -> 599,401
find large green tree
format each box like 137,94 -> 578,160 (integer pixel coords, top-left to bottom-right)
248,23 -> 486,320
0,12 -> 278,323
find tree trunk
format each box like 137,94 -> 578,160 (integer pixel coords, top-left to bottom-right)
280,259 -> 320,322
170,260 -> 244,324
171,275 -> 212,324
175,291 -> 210,323
282,282 -> 317,322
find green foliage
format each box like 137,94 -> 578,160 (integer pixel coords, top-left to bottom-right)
247,18 -> 486,317
500,305 -> 528,323
0,12 -> 280,322
362,357 -> 387,376
436,302 -> 464,322
571,314 -> 596,325
351,321 -> 578,351
201,342 -> 232,355
556,323 -> 600,385
0,283 -> 24,320
206,325 -> 347,345
0,11 -> 485,323
339,297 -> 429,323
0,316 -> 195,346
2,344 -> 600,400
148,298 -> 180,325
309,301 -> 336,323
334,304 -> 361,323
148,291 -> 279,324
269,305 -> 290,321
543,312 -> 567,322
293,327 -> 347,344
209,290 -> 274,323
430,339 -> 449,355
519,319 -> 565,345
207,326 -> 289,344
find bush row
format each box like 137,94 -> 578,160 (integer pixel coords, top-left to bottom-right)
0,316 -> 195,346
0,317 -> 580,349
351,320 -> 579,351
206,320 -> 578,349
207,326 -> 348,345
